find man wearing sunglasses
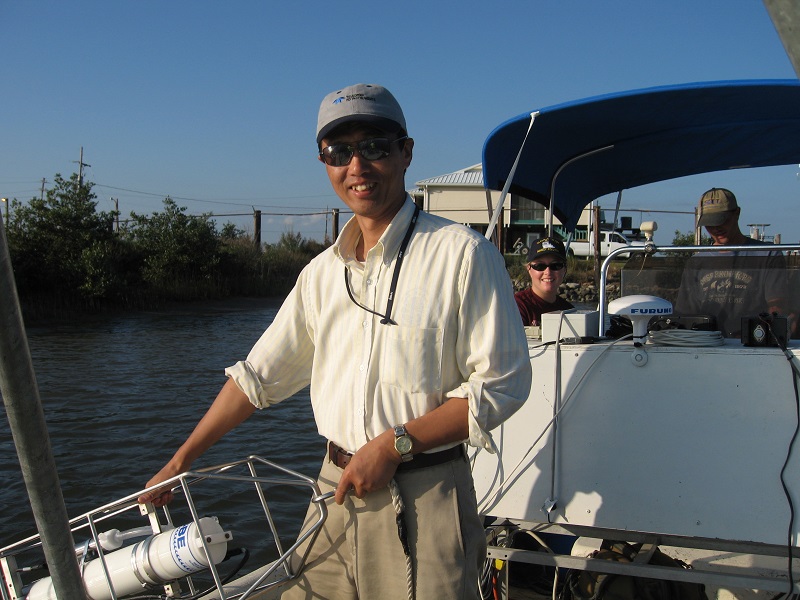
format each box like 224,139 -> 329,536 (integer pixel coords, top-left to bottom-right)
515,236 -> 574,327
140,83 -> 531,599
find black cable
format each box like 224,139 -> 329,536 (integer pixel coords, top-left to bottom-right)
768,318 -> 800,596
173,547 -> 251,600
780,367 -> 799,596
342,204 -> 419,326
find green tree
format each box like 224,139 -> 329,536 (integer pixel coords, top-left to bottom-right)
671,230 -> 711,246
276,230 -> 326,255
7,173 -> 121,301
255,231 -> 328,295
125,198 -> 222,299
220,222 -> 245,240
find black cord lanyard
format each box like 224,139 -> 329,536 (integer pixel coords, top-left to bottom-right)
344,204 -> 420,325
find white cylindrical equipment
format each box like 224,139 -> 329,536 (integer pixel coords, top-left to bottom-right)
608,295 -> 673,343
27,517 -> 230,600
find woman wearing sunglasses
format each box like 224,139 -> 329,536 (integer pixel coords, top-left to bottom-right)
515,236 -> 574,326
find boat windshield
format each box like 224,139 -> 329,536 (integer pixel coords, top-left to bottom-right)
618,246 -> 800,339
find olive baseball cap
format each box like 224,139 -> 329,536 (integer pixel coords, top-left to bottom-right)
697,188 -> 739,227
316,83 -> 407,145
526,237 -> 567,262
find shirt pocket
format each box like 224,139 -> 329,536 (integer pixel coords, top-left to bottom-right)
379,326 -> 443,394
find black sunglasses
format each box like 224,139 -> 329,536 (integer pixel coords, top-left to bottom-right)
528,262 -> 566,272
320,136 -> 408,167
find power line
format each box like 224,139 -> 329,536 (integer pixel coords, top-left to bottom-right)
211,210 -> 333,217
92,182 -> 334,209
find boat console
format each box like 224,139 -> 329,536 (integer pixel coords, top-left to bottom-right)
473,243 -> 800,597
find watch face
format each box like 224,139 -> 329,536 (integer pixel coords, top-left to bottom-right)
395,435 -> 413,455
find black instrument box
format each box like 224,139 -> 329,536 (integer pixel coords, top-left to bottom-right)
741,315 -> 789,347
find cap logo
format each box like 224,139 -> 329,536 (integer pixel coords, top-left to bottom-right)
540,241 -> 557,251
332,93 -> 376,105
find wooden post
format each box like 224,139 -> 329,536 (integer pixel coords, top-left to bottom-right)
332,208 -> 340,241
593,205 -> 601,289
694,206 -> 702,245
254,210 -> 262,249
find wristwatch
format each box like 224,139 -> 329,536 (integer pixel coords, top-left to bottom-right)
393,424 -> 414,462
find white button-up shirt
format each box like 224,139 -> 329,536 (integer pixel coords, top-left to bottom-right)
225,197 -> 531,453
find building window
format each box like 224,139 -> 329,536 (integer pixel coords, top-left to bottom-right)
514,194 -> 545,223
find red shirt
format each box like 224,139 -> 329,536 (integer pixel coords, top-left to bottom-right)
514,288 -> 575,326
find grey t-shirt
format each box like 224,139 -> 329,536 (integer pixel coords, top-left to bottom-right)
675,240 -> 788,337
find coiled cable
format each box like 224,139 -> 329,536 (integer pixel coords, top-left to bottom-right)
648,329 -> 725,347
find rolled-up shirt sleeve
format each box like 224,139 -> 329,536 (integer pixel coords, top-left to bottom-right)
224,274 -> 315,408
446,240 -> 532,451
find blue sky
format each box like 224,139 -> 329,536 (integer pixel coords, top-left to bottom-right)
1,1 -> 798,244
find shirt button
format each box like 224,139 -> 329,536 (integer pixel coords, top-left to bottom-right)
356,408 -> 365,417
366,279 -> 373,286
359,364 -> 365,372
362,320 -> 368,329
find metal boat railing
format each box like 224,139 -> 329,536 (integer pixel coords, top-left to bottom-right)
485,519 -> 800,595
0,455 -> 333,600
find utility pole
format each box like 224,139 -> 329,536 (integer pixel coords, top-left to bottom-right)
111,198 -> 119,232
332,208 -> 340,241
74,147 -> 91,188
253,209 -> 262,249
40,178 -> 47,201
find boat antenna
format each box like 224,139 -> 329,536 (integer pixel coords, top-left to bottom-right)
485,111 -> 538,242
612,189 -> 623,231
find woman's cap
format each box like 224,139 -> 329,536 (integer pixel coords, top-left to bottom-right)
526,237 -> 566,262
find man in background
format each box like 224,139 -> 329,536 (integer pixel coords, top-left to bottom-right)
675,187 -> 788,338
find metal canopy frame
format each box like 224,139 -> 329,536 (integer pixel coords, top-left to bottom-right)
481,80 -> 800,232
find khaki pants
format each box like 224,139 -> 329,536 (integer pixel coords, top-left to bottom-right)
280,452 -> 485,600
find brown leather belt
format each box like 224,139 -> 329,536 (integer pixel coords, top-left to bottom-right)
327,440 -> 464,471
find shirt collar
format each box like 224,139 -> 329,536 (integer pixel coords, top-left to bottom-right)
333,195 -> 417,266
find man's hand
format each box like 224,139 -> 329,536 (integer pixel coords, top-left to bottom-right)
331,398 -> 470,505
334,432 -> 400,505
137,462 -> 186,507
138,379 -> 255,507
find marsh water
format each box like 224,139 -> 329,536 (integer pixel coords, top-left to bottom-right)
0,298 -> 322,569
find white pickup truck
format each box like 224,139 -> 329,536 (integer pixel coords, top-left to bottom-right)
566,230 -> 646,259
